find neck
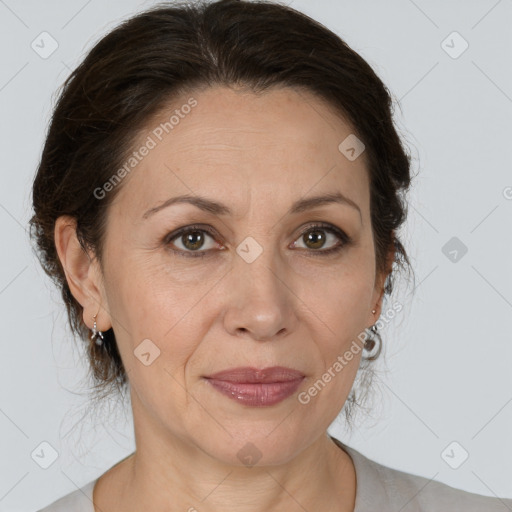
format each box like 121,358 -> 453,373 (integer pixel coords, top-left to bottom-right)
113,428 -> 355,512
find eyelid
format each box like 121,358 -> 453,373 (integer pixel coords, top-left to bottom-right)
292,222 -> 350,254
164,224 -> 222,258
164,221 -> 351,257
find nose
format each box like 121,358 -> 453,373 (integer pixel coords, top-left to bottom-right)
222,247 -> 298,342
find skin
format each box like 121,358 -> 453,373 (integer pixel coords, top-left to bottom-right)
55,85 -> 394,512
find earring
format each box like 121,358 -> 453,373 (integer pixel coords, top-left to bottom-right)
364,308 -> 380,355
91,313 -> 104,346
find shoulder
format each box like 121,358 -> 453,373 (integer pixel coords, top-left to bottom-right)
380,461 -> 512,511
36,479 -> 97,512
337,440 -> 512,511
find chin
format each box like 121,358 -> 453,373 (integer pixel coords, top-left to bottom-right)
196,429 -> 309,468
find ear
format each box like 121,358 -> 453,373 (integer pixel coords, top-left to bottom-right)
367,234 -> 395,327
54,215 -> 111,332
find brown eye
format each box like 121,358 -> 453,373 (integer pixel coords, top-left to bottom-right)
292,223 -> 350,256
166,225 -> 219,258
165,222 -> 350,259
179,230 -> 208,251
302,229 -> 328,250
294,224 -> 345,251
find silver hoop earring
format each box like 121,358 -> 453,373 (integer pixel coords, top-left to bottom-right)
363,323 -> 382,360
363,307 -> 380,357
91,313 -> 104,346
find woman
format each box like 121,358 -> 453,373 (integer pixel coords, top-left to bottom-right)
31,0 -> 511,511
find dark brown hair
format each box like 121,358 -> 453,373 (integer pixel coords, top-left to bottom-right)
29,0 -> 415,428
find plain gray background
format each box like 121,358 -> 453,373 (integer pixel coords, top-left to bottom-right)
1,0 -> 511,510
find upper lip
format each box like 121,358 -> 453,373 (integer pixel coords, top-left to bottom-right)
204,366 -> 305,383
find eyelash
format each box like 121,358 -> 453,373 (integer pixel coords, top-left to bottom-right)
164,222 -> 352,259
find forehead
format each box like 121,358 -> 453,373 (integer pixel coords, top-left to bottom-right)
110,85 -> 370,223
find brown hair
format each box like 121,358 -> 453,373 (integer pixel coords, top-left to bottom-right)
29,0 -> 415,428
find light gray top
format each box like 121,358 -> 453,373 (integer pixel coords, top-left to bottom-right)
37,437 -> 512,511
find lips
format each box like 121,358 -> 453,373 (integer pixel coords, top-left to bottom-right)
204,366 -> 305,383
203,366 -> 305,407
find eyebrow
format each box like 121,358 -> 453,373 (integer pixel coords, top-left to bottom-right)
142,191 -> 362,222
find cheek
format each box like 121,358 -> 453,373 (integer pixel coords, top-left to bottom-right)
292,261 -> 375,397
103,255 -> 207,390
297,259 -> 375,334
297,337 -> 362,427
326,279 -> 374,334
108,277 -> 202,424
298,272 -> 369,409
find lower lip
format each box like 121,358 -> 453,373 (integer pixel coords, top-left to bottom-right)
204,377 -> 304,407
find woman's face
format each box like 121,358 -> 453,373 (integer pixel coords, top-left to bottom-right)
92,85 -> 388,465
